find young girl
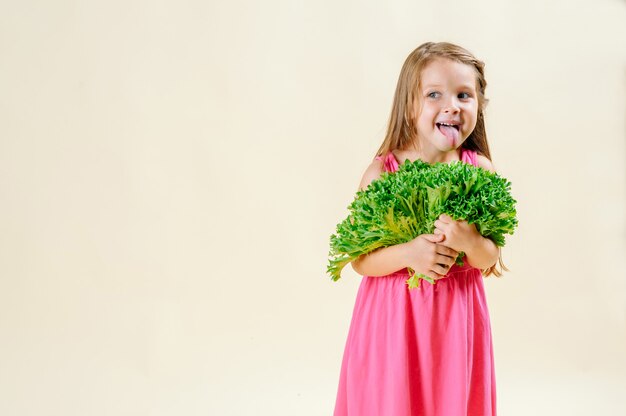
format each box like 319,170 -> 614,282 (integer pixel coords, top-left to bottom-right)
334,42 -> 505,416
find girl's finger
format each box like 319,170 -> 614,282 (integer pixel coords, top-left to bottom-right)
435,244 -> 458,258
422,234 -> 442,245
433,228 -> 443,235
430,271 -> 446,281
436,254 -> 456,266
433,264 -> 449,276
438,214 -> 453,223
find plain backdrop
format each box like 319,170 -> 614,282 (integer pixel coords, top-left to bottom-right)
1,0 -> 625,415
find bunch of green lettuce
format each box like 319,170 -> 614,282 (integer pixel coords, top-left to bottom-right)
327,159 -> 518,289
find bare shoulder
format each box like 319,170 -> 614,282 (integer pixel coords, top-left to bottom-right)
357,158 -> 385,192
476,153 -> 496,173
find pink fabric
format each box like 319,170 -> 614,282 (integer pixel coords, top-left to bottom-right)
460,148 -> 478,166
334,148 -> 497,416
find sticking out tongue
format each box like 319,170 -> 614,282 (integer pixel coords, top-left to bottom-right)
438,124 -> 459,146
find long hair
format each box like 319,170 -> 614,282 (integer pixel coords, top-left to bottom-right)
375,41 -> 507,278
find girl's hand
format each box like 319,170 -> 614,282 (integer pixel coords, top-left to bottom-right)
404,233 -> 460,281
433,214 -> 481,253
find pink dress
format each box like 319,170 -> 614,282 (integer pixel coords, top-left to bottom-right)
334,148 -> 497,416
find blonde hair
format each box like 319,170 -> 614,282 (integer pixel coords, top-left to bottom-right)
376,41 -> 507,278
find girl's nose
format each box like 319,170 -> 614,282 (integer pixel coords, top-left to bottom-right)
443,100 -> 460,113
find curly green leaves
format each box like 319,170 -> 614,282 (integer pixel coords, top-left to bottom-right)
328,159 -> 518,287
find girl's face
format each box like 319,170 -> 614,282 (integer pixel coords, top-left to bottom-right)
413,58 -> 479,155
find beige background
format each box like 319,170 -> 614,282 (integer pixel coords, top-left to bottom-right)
1,0 -> 625,415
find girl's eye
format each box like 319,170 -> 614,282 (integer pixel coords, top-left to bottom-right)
427,92 -> 440,98
459,92 -> 471,99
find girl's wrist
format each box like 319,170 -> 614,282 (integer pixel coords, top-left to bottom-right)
471,232 -> 485,249
458,232 -> 481,254
459,232 -> 481,258
464,234 -> 498,269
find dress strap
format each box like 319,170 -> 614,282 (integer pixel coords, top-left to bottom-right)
374,152 -> 400,173
460,148 -> 479,167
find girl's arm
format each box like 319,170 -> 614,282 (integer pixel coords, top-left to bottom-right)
465,236 -> 500,269
351,242 -> 411,277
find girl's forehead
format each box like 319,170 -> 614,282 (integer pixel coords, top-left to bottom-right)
419,58 -> 478,90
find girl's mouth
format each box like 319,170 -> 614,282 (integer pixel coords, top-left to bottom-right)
436,123 -> 460,146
